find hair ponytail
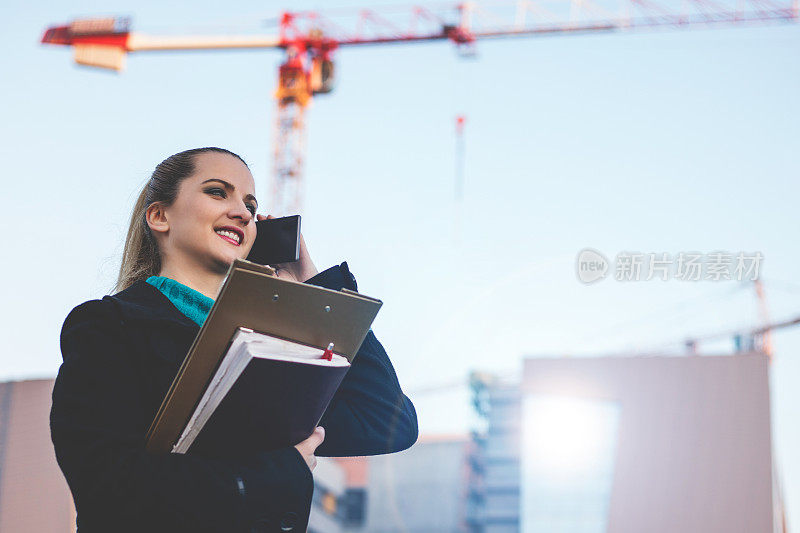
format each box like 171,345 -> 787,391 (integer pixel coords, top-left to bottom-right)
114,147 -> 248,293
115,183 -> 159,292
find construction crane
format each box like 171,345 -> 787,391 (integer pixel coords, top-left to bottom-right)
41,1 -> 799,214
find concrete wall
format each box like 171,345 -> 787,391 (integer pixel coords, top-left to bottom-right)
0,379 -> 75,533
522,353 -> 774,533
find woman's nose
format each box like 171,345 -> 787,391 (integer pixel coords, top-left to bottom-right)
229,202 -> 253,223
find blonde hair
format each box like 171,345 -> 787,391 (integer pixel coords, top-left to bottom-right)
114,147 -> 248,293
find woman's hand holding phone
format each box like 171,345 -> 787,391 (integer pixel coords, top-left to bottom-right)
255,214 -> 319,282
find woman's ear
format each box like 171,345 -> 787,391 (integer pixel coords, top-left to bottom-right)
145,202 -> 169,236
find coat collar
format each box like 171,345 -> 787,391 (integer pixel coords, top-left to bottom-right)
105,279 -> 200,331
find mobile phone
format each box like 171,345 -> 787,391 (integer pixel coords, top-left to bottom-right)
246,215 -> 301,265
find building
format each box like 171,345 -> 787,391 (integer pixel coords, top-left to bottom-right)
310,457 -> 347,532
468,353 -> 784,533
0,379 -> 74,532
337,434 -> 472,533
466,373 -> 521,532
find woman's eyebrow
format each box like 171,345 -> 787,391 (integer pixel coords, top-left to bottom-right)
201,178 -> 258,207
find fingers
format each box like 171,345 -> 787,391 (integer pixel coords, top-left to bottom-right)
306,426 -> 325,451
295,426 -> 325,455
295,233 -> 318,280
294,426 -> 325,472
256,213 -> 266,221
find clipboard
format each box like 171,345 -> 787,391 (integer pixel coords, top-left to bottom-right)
145,258 -> 383,454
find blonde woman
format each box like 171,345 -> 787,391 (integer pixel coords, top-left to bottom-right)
51,147 -> 418,533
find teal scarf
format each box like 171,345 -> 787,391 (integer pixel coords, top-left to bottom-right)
145,276 -> 214,327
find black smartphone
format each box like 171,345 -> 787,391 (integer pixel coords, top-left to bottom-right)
246,215 -> 301,265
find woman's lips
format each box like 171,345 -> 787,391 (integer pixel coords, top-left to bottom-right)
216,233 -> 241,246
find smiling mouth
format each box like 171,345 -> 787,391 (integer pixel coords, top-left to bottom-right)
215,229 -> 242,246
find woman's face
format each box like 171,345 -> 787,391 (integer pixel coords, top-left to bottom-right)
153,151 -> 259,274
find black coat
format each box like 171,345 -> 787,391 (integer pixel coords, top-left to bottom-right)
50,263 -> 418,533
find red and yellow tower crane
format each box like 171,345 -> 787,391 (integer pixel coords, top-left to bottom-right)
41,1 -> 798,214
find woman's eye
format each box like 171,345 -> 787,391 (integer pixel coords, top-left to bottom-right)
205,187 -> 226,197
206,188 -> 255,215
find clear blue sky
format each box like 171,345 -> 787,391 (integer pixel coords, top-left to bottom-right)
2,0 -> 798,524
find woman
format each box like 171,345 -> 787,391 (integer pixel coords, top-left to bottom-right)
50,147 -> 418,533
